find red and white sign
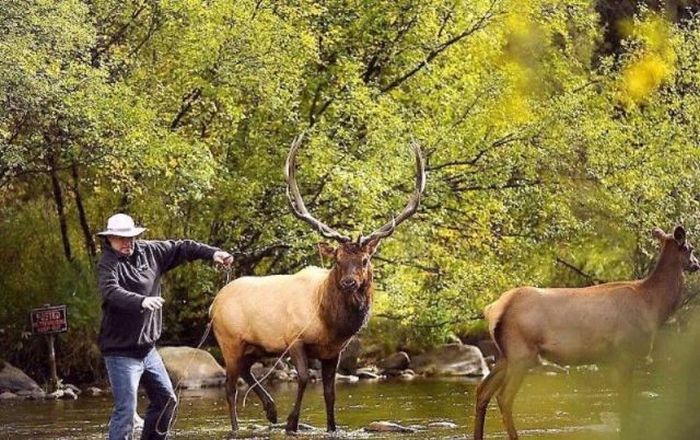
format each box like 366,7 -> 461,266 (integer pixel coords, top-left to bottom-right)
30,305 -> 68,335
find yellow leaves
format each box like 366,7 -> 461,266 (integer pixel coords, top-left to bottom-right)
622,53 -> 674,104
490,10 -> 551,126
618,14 -> 677,107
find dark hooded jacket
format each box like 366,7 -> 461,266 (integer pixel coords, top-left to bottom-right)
97,239 -> 219,358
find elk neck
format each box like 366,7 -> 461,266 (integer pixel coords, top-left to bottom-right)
318,265 -> 374,342
641,242 -> 685,325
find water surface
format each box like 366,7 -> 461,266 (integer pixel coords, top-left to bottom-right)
0,368 -> 641,439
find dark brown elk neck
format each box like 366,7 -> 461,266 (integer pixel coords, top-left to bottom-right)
641,243 -> 685,324
318,266 -> 374,342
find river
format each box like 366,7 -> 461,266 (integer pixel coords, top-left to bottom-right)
0,367 -> 641,440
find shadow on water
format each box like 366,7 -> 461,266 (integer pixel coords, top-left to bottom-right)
0,369 -> 640,440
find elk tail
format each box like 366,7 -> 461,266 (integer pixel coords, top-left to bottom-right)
484,295 -> 511,359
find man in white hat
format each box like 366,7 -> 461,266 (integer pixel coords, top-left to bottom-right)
96,213 -> 232,440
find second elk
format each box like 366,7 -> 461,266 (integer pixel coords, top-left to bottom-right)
474,225 -> 699,440
210,134 -> 426,433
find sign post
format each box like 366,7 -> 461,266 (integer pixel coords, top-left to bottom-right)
30,304 -> 68,392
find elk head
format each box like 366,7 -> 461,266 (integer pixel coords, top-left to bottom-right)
285,133 -> 426,296
653,225 -> 700,273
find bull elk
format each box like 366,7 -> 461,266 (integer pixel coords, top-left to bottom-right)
210,134 -> 425,433
474,225 -> 700,439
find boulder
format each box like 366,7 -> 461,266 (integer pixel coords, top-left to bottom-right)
0,391 -> 18,400
158,346 -> 226,389
338,337 -> 361,374
0,360 -> 41,393
335,373 -> 359,383
16,389 -> 46,399
60,388 -> 78,400
63,383 -> 81,395
83,386 -> 103,397
378,352 -> 410,370
411,344 -> 489,377
356,368 -> 381,380
252,361 -> 297,383
47,389 -> 65,399
399,369 -> 416,380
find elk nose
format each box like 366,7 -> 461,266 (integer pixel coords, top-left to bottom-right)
340,278 -> 358,291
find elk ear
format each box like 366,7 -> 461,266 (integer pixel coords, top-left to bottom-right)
652,228 -> 667,241
673,225 -> 686,245
363,238 -> 381,256
317,242 -> 337,259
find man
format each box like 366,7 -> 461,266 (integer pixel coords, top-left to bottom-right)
96,213 -> 233,440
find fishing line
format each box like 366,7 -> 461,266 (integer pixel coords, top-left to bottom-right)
155,266 -> 231,436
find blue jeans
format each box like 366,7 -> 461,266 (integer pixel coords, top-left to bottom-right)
105,348 -> 177,440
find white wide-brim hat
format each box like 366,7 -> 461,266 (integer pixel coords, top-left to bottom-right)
97,213 -> 147,237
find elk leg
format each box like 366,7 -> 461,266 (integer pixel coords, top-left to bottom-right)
612,360 -> 635,436
496,363 -> 527,440
218,339 -> 245,432
225,362 -> 241,431
321,356 -> 340,432
286,342 -> 309,433
240,355 -> 278,424
474,360 -> 507,440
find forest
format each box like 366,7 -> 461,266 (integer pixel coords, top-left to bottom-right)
2,0 -> 700,383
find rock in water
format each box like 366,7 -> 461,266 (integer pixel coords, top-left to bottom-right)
84,386 -> 103,397
158,346 -> 226,389
378,351 -> 411,370
356,368 -> 381,380
411,344 -> 490,377
335,373 -> 359,383
0,361 -> 42,393
365,421 -> 416,433
428,421 -> 458,429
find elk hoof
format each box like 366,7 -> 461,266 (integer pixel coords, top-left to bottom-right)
285,418 -> 299,434
265,405 -> 278,424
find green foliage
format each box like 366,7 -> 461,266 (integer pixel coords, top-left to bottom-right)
2,0 -> 700,379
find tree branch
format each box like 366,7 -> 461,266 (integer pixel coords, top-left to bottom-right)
373,255 -> 441,274
170,88 -> 202,131
555,257 -> 606,284
380,0 -> 499,93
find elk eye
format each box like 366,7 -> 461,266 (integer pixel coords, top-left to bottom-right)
362,257 -> 369,267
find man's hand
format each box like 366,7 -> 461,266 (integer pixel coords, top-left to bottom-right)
213,250 -> 234,268
142,297 -> 165,311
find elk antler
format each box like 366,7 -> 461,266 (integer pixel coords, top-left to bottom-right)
358,141 -> 426,246
285,133 -> 352,243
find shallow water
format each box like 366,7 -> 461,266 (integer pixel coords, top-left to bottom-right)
0,367 -> 647,440
0,369 -> 655,440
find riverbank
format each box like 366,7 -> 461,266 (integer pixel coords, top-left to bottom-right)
0,341 -> 492,401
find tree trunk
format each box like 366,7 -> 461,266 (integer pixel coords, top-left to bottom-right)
71,162 -> 96,258
47,151 -> 73,262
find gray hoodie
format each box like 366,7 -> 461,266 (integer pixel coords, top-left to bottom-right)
97,239 -> 219,358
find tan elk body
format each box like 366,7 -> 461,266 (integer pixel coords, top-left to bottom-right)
211,134 -> 425,433
474,226 -> 699,440
212,265 -> 370,362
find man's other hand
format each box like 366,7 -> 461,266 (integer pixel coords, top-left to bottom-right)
142,297 -> 165,311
